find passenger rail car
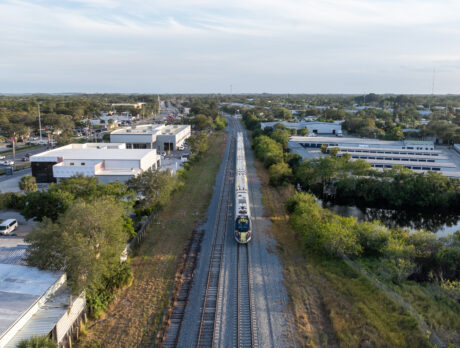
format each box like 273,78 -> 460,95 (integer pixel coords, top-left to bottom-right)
234,132 -> 252,243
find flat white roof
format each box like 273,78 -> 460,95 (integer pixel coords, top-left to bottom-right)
337,146 -> 442,154
343,152 -> 449,160
358,159 -> 456,168
290,136 -> 434,147
31,145 -> 156,162
111,124 -> 189,136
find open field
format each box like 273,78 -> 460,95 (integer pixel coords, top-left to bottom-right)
78,131 -> 227,348
253,158 -> 434,348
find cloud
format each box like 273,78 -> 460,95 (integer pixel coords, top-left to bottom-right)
1,0 -> 460,93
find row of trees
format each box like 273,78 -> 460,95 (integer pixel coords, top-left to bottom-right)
0,94 -> 160,145
287,193 -> 460,288
243,115 -> 460,212
3,171 -> 180,317
294,152 -> 460,211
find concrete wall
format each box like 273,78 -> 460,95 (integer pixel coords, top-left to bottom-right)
110,133 -> 156,144
96,175 -> 134,184
104,159 -> 140,170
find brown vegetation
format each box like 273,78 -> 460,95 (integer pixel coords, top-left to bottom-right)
78,132 -> 227,348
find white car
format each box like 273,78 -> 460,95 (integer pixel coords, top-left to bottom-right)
0,160 -> 14,166
0,219 -> 18,235
0,155 -> 5,160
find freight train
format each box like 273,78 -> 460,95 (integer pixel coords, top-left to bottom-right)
234,132 -> 252,243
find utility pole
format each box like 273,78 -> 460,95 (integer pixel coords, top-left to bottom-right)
38,104 -> 42,142
12,132 -> 15,171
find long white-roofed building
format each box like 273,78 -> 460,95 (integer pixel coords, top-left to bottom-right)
261,121 -> 343,136
289,136 -> 460,178
30,143 -> 160,183
110,124 -> 191,151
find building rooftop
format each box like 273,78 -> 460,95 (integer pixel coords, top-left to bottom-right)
3,286 -> 72,348
290,136 -> 434,147
111,124 -> 189,136
0,264 -> 65,338
30,143 -> 156,162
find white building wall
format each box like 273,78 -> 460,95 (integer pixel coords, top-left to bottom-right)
104,159 -> 140,170
110,133 -> 157,144
140,153 -> 159,170
53,163 -> 99,178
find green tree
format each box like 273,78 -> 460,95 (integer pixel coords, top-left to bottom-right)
273,107 -> 293,120
271,128 -> 291,150
268,162 -> 293,186
297,127 -> 309,136
19,175 -> 37,192
26,197 -> 129,292
214,115 -> 227,130
127,169 -> 177,211
186,132 -> 209,156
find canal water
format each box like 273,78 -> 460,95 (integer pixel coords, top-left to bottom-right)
324,203 -> 460,237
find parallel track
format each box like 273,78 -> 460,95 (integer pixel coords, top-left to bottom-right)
197,135 -> 235,347
237,244 -> 257,348
161,230 -> 203,347
161,116 -> 260,348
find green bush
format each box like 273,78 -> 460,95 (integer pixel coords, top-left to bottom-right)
86,262 -> 133,318
17,335 -> 57,348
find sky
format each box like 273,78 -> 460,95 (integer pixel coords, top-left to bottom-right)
1,0 -> 460,94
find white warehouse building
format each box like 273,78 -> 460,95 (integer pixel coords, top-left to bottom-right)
31,143 -> 160,184
261,121 -> 343,136
110,124 -> 191,151
289,136 -> 460,178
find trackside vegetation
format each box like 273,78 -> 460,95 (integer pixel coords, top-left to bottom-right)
78,130 -> 227,347
242,114 -> 460,346
243,112 -> 460,212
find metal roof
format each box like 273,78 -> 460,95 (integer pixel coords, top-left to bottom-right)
0,264 -> 64,338
4,286 -> 71,348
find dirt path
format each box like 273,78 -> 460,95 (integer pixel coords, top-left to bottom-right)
255,162 -> 339,348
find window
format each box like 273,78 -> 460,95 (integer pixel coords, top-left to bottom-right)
70,162 -> 74,166
81,162 -> 85,166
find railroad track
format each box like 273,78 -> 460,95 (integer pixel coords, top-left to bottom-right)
197,134 -> 235,347
160,230 -> 203,347
237,244 -> 258,348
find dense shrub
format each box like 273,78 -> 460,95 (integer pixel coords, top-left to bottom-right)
286,192 -> 460,284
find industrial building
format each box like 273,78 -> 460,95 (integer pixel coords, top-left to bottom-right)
290,136 -> 435,150
289,136 -> 460,178
110,124 -> 191,151
261,121 -> 342,136
0,264 -> 85,348
30,143 -> 160,184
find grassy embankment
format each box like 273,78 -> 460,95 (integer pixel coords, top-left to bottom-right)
79,131 -> 227,348
253,158 -> 460,348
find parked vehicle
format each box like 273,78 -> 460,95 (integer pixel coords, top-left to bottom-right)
0,160 -> 14,166
0,219 -> 18,235
0,155 -> 5,160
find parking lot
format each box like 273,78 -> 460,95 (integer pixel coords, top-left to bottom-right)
0,210 -> 36,239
